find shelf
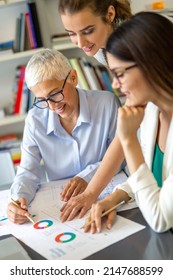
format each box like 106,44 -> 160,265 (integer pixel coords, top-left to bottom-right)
0,0 -> 26,8
0,48 -> 44,63
52,42 -> 77,51
0,114 -> 26,126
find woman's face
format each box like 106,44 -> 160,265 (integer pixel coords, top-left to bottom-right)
107,53 -> 155,107
31,70 -> 79,120
61,7 -> 114,56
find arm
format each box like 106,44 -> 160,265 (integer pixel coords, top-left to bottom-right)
117,105 -> 173,232
127,164 -> 173,232
10,115 -> 42,205
61,93 -> 123,205
60,135 -> 125,221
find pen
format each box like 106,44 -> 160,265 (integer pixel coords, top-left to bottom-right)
81,200 -> 125,229
11,198 -> 35,224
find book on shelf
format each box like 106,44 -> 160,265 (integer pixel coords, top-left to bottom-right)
0,133 -> 22,166
13,65 -> 26,114
0,40 -> 14,55
19,12 -> 26,52
98,67 -> 114,94
25,12 -> 35,49
27,2 -> 43,48
69,58 -> 90,90
13,2 -> 43,52
0,133 -> 18,148
13,17 -> 20,52
78,58 -> 102,90
93,66 -> 107,90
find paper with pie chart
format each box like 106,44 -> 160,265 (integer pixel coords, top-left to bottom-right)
0,178 -> 144,260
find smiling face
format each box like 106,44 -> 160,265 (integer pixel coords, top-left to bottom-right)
31,70 -> 79,121
107,52 -> 156,107
61,7 -> 114,56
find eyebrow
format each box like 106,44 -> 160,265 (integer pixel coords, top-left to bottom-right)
36,88 -> 61,99
110,67 -> 125,72
65,25 -> 95,33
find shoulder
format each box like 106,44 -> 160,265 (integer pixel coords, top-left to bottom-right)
25,106 -> 49,127
79,88 -> 120,105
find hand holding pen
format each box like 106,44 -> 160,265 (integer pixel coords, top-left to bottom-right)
7,198 -> 34,224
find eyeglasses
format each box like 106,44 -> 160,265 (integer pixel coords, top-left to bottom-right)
33,71 -> 70,109
112,64 -> 137,83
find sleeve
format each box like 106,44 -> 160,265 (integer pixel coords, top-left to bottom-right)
114,181 -> 135,201
127,163 -> 173,232
10,115 -> 42,205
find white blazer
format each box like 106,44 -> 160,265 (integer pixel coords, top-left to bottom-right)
118,102 -> 173,232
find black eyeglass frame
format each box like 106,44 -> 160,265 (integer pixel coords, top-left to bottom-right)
33,71 -> 71,109
111,64 -> 137,82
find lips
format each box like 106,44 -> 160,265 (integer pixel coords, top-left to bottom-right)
55,104 -> 65,114
82,44 -> 94,52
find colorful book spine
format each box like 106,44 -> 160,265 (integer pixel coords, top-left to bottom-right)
79,58 -> 102,90
100,70 -> 114,93
27,2 -> 43,48
26,3 -> 38,48
25,12 -> 35,49
69,58 -> 90,90
13,66 -> 26,114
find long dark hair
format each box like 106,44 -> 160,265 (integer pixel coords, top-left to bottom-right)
106,12 -> 173,104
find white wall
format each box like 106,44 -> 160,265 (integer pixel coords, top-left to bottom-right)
131,0 -> 173,14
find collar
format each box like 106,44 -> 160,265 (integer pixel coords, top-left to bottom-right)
46,88 -> 91,135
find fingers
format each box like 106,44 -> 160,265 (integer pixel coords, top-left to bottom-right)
7,198 -> 28,224
60,201 -> 81,222
106,211 -> 116,230
60,177 -> 87,202
83,203 -> 116,234
60,193 -> 89,222
60,181 -> 71,201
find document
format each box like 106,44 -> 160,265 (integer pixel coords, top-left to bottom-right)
0,177 -> 145,260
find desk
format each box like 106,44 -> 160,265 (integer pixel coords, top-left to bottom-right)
1,185 -> 173,260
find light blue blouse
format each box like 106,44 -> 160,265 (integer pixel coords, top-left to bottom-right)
11,88 -> 120,203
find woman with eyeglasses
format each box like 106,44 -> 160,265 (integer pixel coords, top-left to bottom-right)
58,0 -> 132,66
7,49 -> 120,224
83,12 -> 173,233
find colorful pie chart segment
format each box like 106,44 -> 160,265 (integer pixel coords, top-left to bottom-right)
34,219 -> 53,229
55,232 -> 76,243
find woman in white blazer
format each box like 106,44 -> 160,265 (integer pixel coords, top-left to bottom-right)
82,12 -> 173,233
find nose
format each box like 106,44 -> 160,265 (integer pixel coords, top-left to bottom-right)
47,100 -> 56,110
76,34 -> 86,48
112,77 -> 121,89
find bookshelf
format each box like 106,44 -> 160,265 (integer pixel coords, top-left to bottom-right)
0,0 -> 104,137
0,0 -> 101,169
0,0 -> 44,136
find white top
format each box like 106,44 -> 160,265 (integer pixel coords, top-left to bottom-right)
94,48 -> 108,66
117,102 -> 173,232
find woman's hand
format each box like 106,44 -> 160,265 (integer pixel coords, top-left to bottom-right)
7,198 -> 28,224
60,176 -> 88,202
117,105 -> 145,142
60,190 -> 97,222
83,195 -> 117,234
